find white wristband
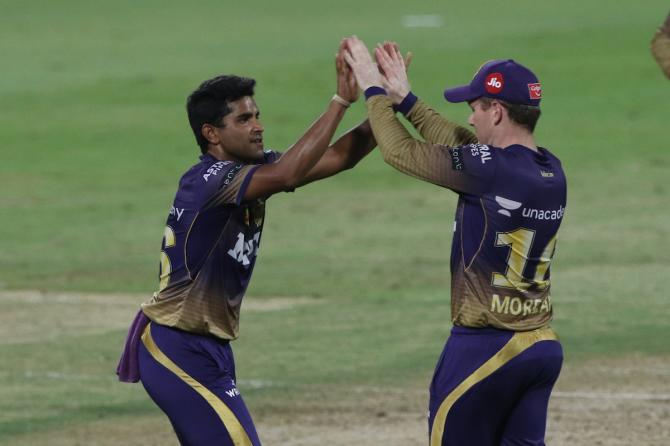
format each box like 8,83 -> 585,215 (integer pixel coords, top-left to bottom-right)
331,94 -> 351,108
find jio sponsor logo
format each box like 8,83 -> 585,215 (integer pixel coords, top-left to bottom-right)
484,72 -> 504,94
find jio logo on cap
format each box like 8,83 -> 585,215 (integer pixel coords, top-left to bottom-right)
484,72 -> 504,94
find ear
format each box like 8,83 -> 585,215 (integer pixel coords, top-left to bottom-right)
492,102 -> 504,126
201,124 -> 220,146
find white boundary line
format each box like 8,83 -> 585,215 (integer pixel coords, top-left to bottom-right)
553,391 -> 670,401
15,372 -> 670,401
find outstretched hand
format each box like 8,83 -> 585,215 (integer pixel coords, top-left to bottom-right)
336,39 -> 358,104
343,36 -> 383,91
375,42 -> 412,104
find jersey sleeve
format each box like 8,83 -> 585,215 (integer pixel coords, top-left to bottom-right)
202,150 -> 284,208
405,98 -> 477,146
202,162 -> 260,208
366,94 -> 496,195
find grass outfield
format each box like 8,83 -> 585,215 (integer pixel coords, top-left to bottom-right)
1,0 -> 669,444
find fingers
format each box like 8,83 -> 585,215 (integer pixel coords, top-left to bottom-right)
342,48 -> 355,67
375,44 -> 405,77
336,38 -> 350,73
344,35 -> 375,64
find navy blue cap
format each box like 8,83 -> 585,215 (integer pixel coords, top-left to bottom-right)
444,59 -> 542,106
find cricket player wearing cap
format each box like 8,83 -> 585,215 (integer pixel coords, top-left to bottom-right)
344,37 -> 566,446
116,42 -> 376,446
651,11 -> 670,78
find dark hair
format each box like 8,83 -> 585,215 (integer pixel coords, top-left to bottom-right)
186,75 -> 256,153
480,97 -> 541,133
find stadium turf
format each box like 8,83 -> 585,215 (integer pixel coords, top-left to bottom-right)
1,0 -> 668,444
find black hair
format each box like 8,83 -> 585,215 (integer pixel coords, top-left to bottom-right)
480,97 -> 541,133
186,75 -> 256,153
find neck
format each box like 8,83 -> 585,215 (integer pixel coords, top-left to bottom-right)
207,146 -> 239,162
488,128 -> 537,151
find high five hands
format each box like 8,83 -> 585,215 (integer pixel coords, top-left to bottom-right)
343,36 -> 412,104
335,39 -> 359,105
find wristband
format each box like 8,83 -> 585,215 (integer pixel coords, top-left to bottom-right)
396,92 -> 418,115
364,86 -> 387,100
331,94 -> 351,108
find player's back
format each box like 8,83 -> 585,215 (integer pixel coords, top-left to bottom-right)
450,144 -> 567,331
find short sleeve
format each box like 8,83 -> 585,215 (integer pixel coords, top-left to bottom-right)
201,150 -> 282,208
200,161 -> 258,208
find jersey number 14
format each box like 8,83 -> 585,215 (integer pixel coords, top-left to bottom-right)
492,228 -> 557,291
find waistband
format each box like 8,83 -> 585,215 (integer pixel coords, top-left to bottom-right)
451,325 -> 555,337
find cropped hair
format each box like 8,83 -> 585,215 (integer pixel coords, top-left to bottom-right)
480,97 -> 541,133
186,75 -> 256,153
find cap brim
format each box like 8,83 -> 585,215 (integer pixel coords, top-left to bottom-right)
443,85 -> 480,103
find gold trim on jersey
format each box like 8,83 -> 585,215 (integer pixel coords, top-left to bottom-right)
183,211 -> 199,281
140,323 -> 254,446
430,327 -> 559,446
463,198 -> 489,272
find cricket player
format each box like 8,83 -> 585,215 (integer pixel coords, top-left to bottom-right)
116,43 -> 376,446
651,11 -> 670,78
344,37 -> 566,446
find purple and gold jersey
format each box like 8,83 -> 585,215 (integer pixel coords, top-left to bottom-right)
367,95 -> 566,331
446,143 -> 565,330
141,151 -> 280,340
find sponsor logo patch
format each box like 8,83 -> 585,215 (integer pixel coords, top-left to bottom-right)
522,205 -> 565,221
528,83 -> 542,100
224,379 -> 241,398
203,161 -> 231,182
169,205 -> 185,221
469,144 -> 492,164
485,72 -> 504,94
227,231 -> 261,266
494,195 -> 565,220
223,164 -> 243,187
449,147 -> 464,171
495,195 -> 523,217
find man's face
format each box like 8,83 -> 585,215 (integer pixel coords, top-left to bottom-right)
467,98 -> 498,145
214,96 -> 264,162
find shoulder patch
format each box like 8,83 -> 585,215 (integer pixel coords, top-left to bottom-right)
448,147 -> 464,171
203,160 -> 233,182
467,143 -> 493,165
221,164 -> 243,188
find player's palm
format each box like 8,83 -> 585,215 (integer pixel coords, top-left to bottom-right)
336,41 -> 359,103
375,42 -> 411,104
343,36 -> 382,91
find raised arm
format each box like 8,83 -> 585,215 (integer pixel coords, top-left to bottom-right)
375,42 -> 475,146
242,42 -> 357,201
298,42 -> 377,185
343,36 -> 474,188
298,120 -> 376,185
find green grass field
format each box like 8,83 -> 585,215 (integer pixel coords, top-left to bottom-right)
1,1 -> 669,444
